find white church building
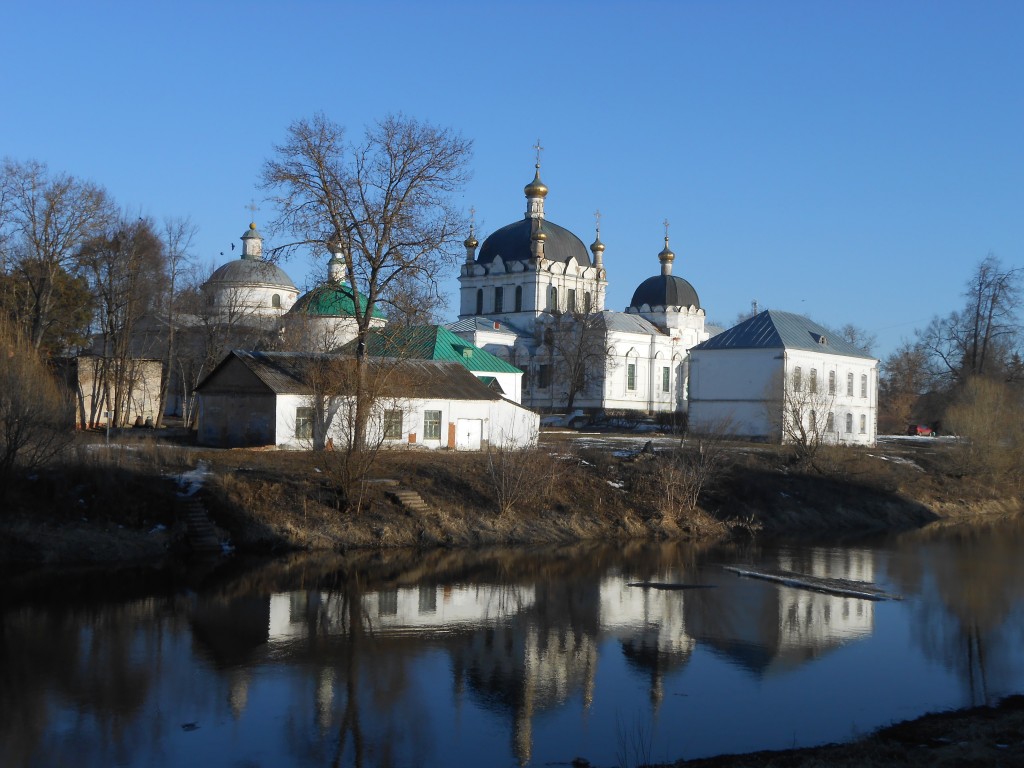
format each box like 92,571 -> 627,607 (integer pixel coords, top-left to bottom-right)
451,161 -> 711,415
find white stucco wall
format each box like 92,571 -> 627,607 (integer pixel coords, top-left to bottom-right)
274,394 -> 538,451
688,347 -> 878,445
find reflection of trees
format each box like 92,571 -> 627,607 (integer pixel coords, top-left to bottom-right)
894,518 -> 1024,705
0,601 -> 165,766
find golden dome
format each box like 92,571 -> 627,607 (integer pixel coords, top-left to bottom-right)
532,226 -> 548,242
659,237 -> 675,262
590,237 -> 605,254
464,233 -> 479,248
524,166 -> 548,199
249,222 -> 257,230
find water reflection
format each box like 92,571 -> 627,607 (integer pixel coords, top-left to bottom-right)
4,519 -> 1024,767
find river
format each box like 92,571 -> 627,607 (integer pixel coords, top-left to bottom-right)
3,515 -> 1024,767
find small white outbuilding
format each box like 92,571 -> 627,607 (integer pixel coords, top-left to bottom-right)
195,351 -> 538,450
687,310 -> 878,446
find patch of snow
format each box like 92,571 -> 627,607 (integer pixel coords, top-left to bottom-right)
607,480 -> 625,489
177,460 -> 213,497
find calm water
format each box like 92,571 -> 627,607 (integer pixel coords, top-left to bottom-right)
4,517 -> 1024,768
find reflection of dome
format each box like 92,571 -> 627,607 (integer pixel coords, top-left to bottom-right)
207,259 -> 296,290
630,275 -> 701,309
477,218 -> 591,266
288,283 -> 385,319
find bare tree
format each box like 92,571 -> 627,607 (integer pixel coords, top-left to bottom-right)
1,159 -> 114,350
153,216 -> 197,427
536,309 -> 607,412
919,254 -> 1022,385
879,341 -> 933,433
78,217 -> 166,427
831,323 -> 878,356
261,112 -> 471,449
766,365 -> 837,462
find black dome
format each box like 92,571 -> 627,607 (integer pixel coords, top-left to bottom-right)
477,218 -> 591,267
630,274 -> 700,310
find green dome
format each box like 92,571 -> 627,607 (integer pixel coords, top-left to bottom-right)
288,282 -> 386,319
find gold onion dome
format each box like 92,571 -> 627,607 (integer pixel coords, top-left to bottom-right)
659,237 -> 675,262
532,226 -> 548,242
524,166 -> 549,199
464,232 -> 478,248
590,237 -> 605,254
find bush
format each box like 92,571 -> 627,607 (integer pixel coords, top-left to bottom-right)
0,324 -> 73,492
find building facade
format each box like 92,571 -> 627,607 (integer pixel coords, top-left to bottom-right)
687,310 -> 879,445
453,164 -> 710,415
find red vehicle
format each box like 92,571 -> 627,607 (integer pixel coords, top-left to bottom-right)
907,424 -> 934,436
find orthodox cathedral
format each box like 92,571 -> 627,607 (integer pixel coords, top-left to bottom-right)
449,160 -> 712,415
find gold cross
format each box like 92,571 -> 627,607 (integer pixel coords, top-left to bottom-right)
533,139 -> 544,166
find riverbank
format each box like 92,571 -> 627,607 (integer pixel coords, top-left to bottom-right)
0,431 -> 1019,566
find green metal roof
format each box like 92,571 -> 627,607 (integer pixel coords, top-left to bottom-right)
361,325 -> 522,374
288,282 -> 386,319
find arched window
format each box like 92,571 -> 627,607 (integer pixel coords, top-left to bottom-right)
271,293 -> 281,308
476,288 -> 483,315
514,285 -> 523,312
494,286 -> 503,312
547,285 -> 558,311
584,292 -> 592,313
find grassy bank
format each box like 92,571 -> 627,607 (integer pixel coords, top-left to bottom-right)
1,431 -> 1020,566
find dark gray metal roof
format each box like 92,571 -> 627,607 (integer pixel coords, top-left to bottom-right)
206,258 -> 296,289
477,218 -> 591,266
629,274 -> 701,310
600,311 -> 667,336
198,351 -> 505,400
690,310 -> 875,359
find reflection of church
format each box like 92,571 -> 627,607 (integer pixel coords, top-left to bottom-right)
685,549 -> 875,676
452,158 -> 712,414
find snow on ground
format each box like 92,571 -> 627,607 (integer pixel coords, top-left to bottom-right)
177,460 -> 213,497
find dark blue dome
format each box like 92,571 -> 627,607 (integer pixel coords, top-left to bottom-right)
477,218 -> 591,267
630,274 -> 700,310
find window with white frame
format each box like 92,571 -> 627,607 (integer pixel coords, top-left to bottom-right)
809,410 -> 817,431
861,374 -> 868,398
847,372 -> 854,397
810,368 -> 818,393
845,413 -> 853,433
424,410 -> 441,440
494,286 -> 503,313
829,370 -> 836,394
567,288 -> 576,312
295,407 -> 313,440
383,409 -> 403,439
547,285 -> 558,311
627,363 -> 637,391
860,414 -> 867,434
662,366 -> 670,393
793,366 -> 802,392
515,285 -> 523,312
826,412 -> 835,432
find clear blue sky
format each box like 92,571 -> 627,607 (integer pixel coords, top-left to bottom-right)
4,0 -> 1021,359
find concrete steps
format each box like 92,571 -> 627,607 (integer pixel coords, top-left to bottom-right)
178,496 -> 222,554
387,487 -> 431,513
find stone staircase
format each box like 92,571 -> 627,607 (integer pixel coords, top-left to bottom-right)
386,486 -> 431,514
178,495 -> 222,555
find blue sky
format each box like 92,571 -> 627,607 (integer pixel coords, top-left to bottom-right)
4,1 -> 1021,359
